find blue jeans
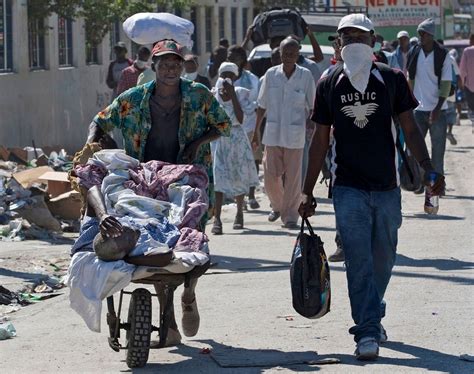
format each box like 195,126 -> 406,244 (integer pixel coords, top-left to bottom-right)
333,186 -> 402,342
414,110 -> 447,175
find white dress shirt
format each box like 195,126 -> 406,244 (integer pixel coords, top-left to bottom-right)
258,64 -> 316,149
413,50 -> 452,111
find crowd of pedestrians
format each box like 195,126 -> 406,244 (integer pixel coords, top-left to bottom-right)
92,14 -> 473,360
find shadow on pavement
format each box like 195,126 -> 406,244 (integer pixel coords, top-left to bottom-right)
306,341 -> 470,374
442,194 -> 474,201
0,267 -> 50,283
403,213 -> 465,220
329,264 -> 474,285
129,341 -> 324,373
396,254 -> 474,271
208,254 -> 289,274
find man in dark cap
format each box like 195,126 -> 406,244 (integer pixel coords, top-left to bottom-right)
87,39 -> 231,345
106,42 -> 133,99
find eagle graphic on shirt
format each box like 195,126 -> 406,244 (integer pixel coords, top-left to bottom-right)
341,101 -> 379,128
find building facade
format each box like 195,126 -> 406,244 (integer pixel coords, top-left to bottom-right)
0,0 -> 254,153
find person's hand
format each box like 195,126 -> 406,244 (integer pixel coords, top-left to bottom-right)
251,133 -> 260,151
298,194 -> 317,219
305,25 -> 315,38
222,79 -> 236,98
429,108 -> 440,125
182,140 -> 201,164
423,170 -> 445,195
99,215 -> 123,238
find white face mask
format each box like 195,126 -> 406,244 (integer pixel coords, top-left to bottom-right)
135,60 -> 147,70
182,71 -> 198,81
373,41 -> 382,52
341,43 -> 374,94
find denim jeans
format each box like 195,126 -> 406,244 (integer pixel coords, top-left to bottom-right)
414,110 -> 447,175
332,186 -> 402,342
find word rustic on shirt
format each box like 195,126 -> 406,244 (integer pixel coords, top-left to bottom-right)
340,91 -> 377,104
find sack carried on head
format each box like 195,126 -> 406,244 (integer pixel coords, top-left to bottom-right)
123,12 -> 194,48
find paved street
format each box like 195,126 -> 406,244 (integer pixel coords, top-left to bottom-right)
1,122 -> 473,373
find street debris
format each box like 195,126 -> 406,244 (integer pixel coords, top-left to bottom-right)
0,321 -> 16,340
0,146 -> 80,241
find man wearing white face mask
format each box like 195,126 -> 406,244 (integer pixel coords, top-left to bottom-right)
299,14 -> 445,361
116,46 -> 151,95
182,54 -> 211,89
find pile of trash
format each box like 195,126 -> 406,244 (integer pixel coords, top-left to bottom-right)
0,145 -> 81,241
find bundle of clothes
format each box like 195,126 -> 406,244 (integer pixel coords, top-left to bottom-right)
66,149 -> 210,332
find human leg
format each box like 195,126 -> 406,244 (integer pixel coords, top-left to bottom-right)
211,192 -> 223,235
181,277 -> 200,337
428,110 -> 448,175
233,194 -> 245,229
332,186 -> 382,343
280,147 -> 304,225
263,146 -> 284,220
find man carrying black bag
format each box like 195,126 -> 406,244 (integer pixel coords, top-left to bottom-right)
299,14 -> 445,361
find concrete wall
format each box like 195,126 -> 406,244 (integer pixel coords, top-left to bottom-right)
0,0 -> 254,154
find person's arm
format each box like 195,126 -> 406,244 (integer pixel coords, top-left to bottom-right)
252,107 -> 266,148
86,97 -> 122,143
224,81 -> 244,124
106,62 -> 117,89
459,50 -> 467,85
431,54 -> 453,123
306,27 -> 323,63
181,92 -> 231,163
398,110 -> 445,194
299,124 -> 331,218
241,26 -> 254,50
87,185 -> 123,238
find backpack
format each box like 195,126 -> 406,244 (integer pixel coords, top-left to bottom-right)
290,219 -> 331,319
321,62 -> 419,189
406,42 -> 448,88
251,9 -> 307,45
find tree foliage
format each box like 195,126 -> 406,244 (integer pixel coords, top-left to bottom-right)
27,0 -> 194,46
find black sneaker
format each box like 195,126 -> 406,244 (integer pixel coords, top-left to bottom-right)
268,211 -> 280,222
328,246 -> 345,262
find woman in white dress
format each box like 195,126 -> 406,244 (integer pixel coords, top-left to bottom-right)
210,62 -> 259,235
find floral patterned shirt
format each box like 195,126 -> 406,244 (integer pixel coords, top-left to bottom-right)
93,79 -> 230,184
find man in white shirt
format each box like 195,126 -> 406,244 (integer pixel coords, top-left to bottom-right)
253,38 -> 316,228
407,18 -> 452,190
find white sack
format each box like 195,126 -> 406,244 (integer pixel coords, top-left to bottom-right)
123,12 -> 194,48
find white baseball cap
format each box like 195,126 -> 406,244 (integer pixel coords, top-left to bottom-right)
337,14 -> 374,33
397,30 -> 409,39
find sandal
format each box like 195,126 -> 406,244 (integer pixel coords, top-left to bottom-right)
211,220 -> 223,235
233,212 -> 244,230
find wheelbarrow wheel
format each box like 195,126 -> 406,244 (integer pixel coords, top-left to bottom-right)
125,288 -> 152,368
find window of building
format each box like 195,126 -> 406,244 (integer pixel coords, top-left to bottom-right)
109,20 -> 120,60
205,7 -> 212,53
0,0 -> 13,71
231,8 -> 237,45
242,8 -> 248,39
190,7 -> 198,54
86,42 -> 99,65
219,7 -> 225,40
58,17 -> 73,66
28,18 -> 46,69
